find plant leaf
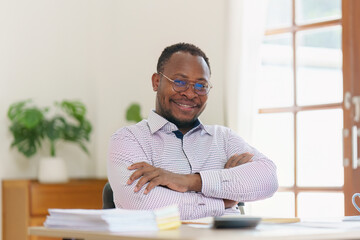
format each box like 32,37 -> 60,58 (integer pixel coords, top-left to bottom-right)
59,100 -> 86,121
7,100 -> 30,121
126,103 -> 143,123
19,108 -> 44,129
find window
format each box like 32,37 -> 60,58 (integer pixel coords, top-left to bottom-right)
249,0 -> 344,218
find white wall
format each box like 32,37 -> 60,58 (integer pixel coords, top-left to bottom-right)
0,0 -> 227,239
91,0 -> 227,176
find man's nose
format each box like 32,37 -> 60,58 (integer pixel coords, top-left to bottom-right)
180,85 -> 197,99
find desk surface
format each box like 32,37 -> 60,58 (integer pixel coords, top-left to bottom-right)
29,224 -> 360,240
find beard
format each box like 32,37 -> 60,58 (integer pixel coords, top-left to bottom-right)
164,113 -> 198,129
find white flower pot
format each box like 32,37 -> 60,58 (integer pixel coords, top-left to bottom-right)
38,157 -> 68,183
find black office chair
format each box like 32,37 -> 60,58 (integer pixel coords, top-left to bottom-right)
237,202 -> 245,214
103,182 -> 116,209
102,182 -> 245,213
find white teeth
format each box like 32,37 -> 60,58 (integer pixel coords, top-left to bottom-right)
177,103 -> 195,108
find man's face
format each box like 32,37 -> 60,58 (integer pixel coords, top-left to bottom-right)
152,51 -> 210,130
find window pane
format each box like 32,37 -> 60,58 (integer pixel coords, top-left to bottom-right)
295,0 -> 341,25
257,34 -> 293,108
247,192 -> 295,217
297,109 -> 343,187
296,26 -> 342,106
252,113 -> 294,187
298,192 -> 344,218
266,0 -> 292,29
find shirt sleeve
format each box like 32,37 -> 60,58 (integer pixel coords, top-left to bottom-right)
107,128 -> 225,220
199,129 -> 278,202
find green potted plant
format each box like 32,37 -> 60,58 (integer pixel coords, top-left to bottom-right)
126,102 -> 143,123
7,99 -> 92,183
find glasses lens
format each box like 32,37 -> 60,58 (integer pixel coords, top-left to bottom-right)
173,79 -> 188,91
194,82 -> 208,95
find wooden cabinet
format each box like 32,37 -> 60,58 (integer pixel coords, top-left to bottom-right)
2,179 -> 107,240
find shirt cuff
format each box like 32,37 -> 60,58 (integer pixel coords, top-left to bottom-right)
196,194 -> 225,218
179,192 -> 225,220
199,170 -> 223,198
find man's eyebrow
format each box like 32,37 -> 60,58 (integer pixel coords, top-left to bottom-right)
173,73 -> 208,82
173,73 -> 189,78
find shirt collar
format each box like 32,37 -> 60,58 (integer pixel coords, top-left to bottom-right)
147,110 -> 213,136
148,111 -> 178,134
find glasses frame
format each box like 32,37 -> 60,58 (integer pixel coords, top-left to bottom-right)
158,72 -> 212,96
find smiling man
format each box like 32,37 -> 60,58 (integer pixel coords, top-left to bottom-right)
108,43 -> 278,220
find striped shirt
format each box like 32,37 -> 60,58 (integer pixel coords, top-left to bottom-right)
108,111 -> 278,220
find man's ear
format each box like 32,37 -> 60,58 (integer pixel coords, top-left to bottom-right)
152,73 -> 160,91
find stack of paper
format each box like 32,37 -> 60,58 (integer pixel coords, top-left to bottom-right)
44,205 -> 180,232
343,215 -> 360,221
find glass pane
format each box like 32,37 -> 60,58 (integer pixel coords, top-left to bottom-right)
252,113 -> 294,187
266,0 -> 292,29
257,34 -> 293,108
296,26 -> 342,106
247,192 -> 295,217
297,109 -> 344,187
298,192 -> 344,218
296,0 -> 341,25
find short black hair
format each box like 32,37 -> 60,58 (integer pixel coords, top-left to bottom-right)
156,43 -> 211,74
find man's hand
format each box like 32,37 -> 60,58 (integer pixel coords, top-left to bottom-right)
127,162 -> 202,194
223,152 -> 253,209
224,152 -> 254,169
223,199 -> 239,209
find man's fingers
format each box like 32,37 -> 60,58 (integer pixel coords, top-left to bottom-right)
225,153 -> 254,169
223,199 -> 239,209
127,163 -> 189,194
134,171 -> 159,192
127,170 -> 145,184
225,154 -> 242,168
235,153 -> 253,166
127,165 -> 155,184
229,156 -> 242,168
239,153 -> 253,164
144,178 -> 162,194
127,161 -> 150,170
225,154 -> 238,169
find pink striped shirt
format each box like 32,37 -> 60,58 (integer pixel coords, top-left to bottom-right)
108,111 -> 278,220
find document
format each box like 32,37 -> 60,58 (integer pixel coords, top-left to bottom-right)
294,217 -> 360,229
343,215 -> 360,221
44,205 -> 180,232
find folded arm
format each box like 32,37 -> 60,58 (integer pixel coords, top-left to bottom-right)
200,158 -> 278,201
126,153 -> 256,209
124,130 -> 278,203
108,128 -> 278,220
200,131 -> 278,202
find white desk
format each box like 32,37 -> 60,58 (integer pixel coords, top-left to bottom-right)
29,223 -> 360,240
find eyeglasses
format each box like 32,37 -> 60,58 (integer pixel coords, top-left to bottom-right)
159,72 -> 212,96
